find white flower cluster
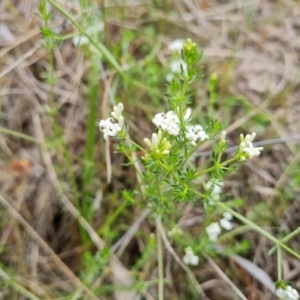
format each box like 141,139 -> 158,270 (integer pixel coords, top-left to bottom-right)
170,59 -> 187,74
239,132 -> 263,161
183,247 -> 199,266
168,226 -> 183,237
206,212 -> 233,241
144,130 -> 171,156
206,222 -> 221,242
152,109 -> 208,147
166,59 -> 188,82
185,125 -> 208,146
153,111 -> 180,136
206,180 -> 224,205
168,39 -> 185,53
276,286 -> 299,300
166,39 -> 188,81
219,212 -> 233,231
73,22 -> 104,52
98,103 -> 124,140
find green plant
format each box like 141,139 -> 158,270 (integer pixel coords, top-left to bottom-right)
97,39 -> 299,300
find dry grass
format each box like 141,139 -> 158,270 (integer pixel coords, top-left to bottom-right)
0,0 -> 300,299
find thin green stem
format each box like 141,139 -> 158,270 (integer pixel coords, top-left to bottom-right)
0,268 -> 41,300
156,214 -> 164,300
126,136 -> 148,154
41,10 -> 81,235
0,127 -> 40,143
161,161 -> 204,195
180,80 -> 188,100
269,227 -> 300,255
47,46 -> 55,106
123,152 -> 144,180
48,0 -> 124,76
47,50 -> 80,213
277,246 -> 282,281
215,202 -> 300,260
219,225 -> 252,241
195,157 -> 238,178
158,161 -> 206,198
82,63 -> 99,199
216,146 -> 222,165
156,174 -> 162,199
279,227 -> 300,244
48,0 -> 161,99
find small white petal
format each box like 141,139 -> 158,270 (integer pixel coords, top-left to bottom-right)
183,254 -> 191,265
190,255 -> 199,266
206,222 -> 221,241
144,138 -> 152,148
219,218 -> 233,231
111,112 -> 118,120
184,108 -> 192,120
183,247 -> 199,266
220,131 -> 227,143
118,116 -> 124,128
168,39 -> 185,52
151,133 -> 159,148
186,125 -> 208,145
166,73 -> 174,81
276,285 -> 299,300
223,212 -> 233,221
250,132 -> 256,141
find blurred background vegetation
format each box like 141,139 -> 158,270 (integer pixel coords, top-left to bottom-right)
0,0 -> 300,299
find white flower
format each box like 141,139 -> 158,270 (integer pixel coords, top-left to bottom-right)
238,132 -> 263,161
168,39 -> 185,52
184,108 -> 192,121
206,222 -> 221,242
73,35 -> 89,47
168,226 -> 183,237
276,286 -> 299,300
186,125 -> 208,146
219,218 -> 233,231
111,103 -> 124,121
73,22 -> 104,47
169,59 -> 187,74
183,247 -> 199,266
144,130 -> 171,155
206,180 -> 224,205
223,212 -> 233,221
152,111 -> 180,136
166,58 -> 188,81
166,73 -> 174,82
97,103 -> 124,140
98,118 -> 122,140
220,131 -> 226,143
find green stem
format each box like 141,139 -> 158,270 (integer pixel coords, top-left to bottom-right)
48,0 -> 124,76
159,161 -> 206,198
156,214 -> 164,300
47,46 -> 55,106
126,136 -> 148,154
277,247 -> 282,281
215,202 -> 300,260
0,127 -> 40,143
268,227 -> 300,255
123,152 -> 144,180
180,80 -> 188,100
195,157 -> 238,178
0,268 -> 41,300
156,174 -> 162,199
43,13 -> 81,236
216,146 -> 222,165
